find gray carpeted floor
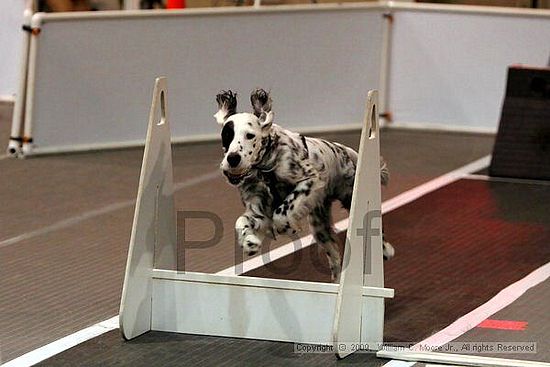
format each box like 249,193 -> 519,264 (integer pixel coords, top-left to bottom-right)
0,101 -> 496,363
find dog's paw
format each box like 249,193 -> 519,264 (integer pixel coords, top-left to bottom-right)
242,234 -> 262,256
383,241 -> 395,260
272,212 -> 299,236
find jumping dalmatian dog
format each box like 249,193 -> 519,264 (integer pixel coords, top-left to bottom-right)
215,88 -> 394,282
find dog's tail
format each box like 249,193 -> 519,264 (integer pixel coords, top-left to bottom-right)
380,157 -> 389,186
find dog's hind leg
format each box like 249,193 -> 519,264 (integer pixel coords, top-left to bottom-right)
309,202 -> 341,283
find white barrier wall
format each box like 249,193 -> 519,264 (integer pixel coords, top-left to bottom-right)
0,0 -> 26,100
13,2 -> 550,155
388,5 -> 550,131
25,5 -> 384,153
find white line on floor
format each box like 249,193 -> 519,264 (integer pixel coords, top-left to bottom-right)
381,155 -> 491,214
381,262 -> 550,367
0,154 -> 491,367
382,360 -> 415,367
467,173 -> 550,186
0,317 -> 119,367
0,170 -> 220,249
380,349 -> 549,367
417,261 -> 550,348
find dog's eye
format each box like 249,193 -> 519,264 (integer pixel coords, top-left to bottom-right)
246,133 -> 256,140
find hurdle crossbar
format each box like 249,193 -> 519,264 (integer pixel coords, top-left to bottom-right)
119,77 -> 393,358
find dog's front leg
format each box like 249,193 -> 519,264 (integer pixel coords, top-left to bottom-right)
235,213 -> 271,256
273,162 -> 323,235
235,182 -> 273,256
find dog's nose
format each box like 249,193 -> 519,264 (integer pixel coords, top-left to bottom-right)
227,153 -> 241,168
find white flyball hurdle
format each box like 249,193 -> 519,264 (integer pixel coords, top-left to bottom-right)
119,77 -> 393,358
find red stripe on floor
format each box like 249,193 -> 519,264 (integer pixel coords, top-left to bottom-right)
477,319 -> 528,331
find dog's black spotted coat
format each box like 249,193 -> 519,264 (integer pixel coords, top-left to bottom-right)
215,89 -> 392,281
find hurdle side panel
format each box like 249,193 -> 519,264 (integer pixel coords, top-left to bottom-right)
360,91 -> 384,288
333,90 -> 385,358
361,297 -> 385,347
119,77 -> 177,340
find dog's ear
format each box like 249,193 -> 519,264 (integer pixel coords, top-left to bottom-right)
259,111 -> 274,130
250,88 -> 272,118
214,90 -> 237,124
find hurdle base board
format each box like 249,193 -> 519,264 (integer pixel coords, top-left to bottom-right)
151,269 -> 393,346
377,349 -> 550,367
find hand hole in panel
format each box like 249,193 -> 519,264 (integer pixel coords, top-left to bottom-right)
368,104 -> 377,140
157,90 -> 166,126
